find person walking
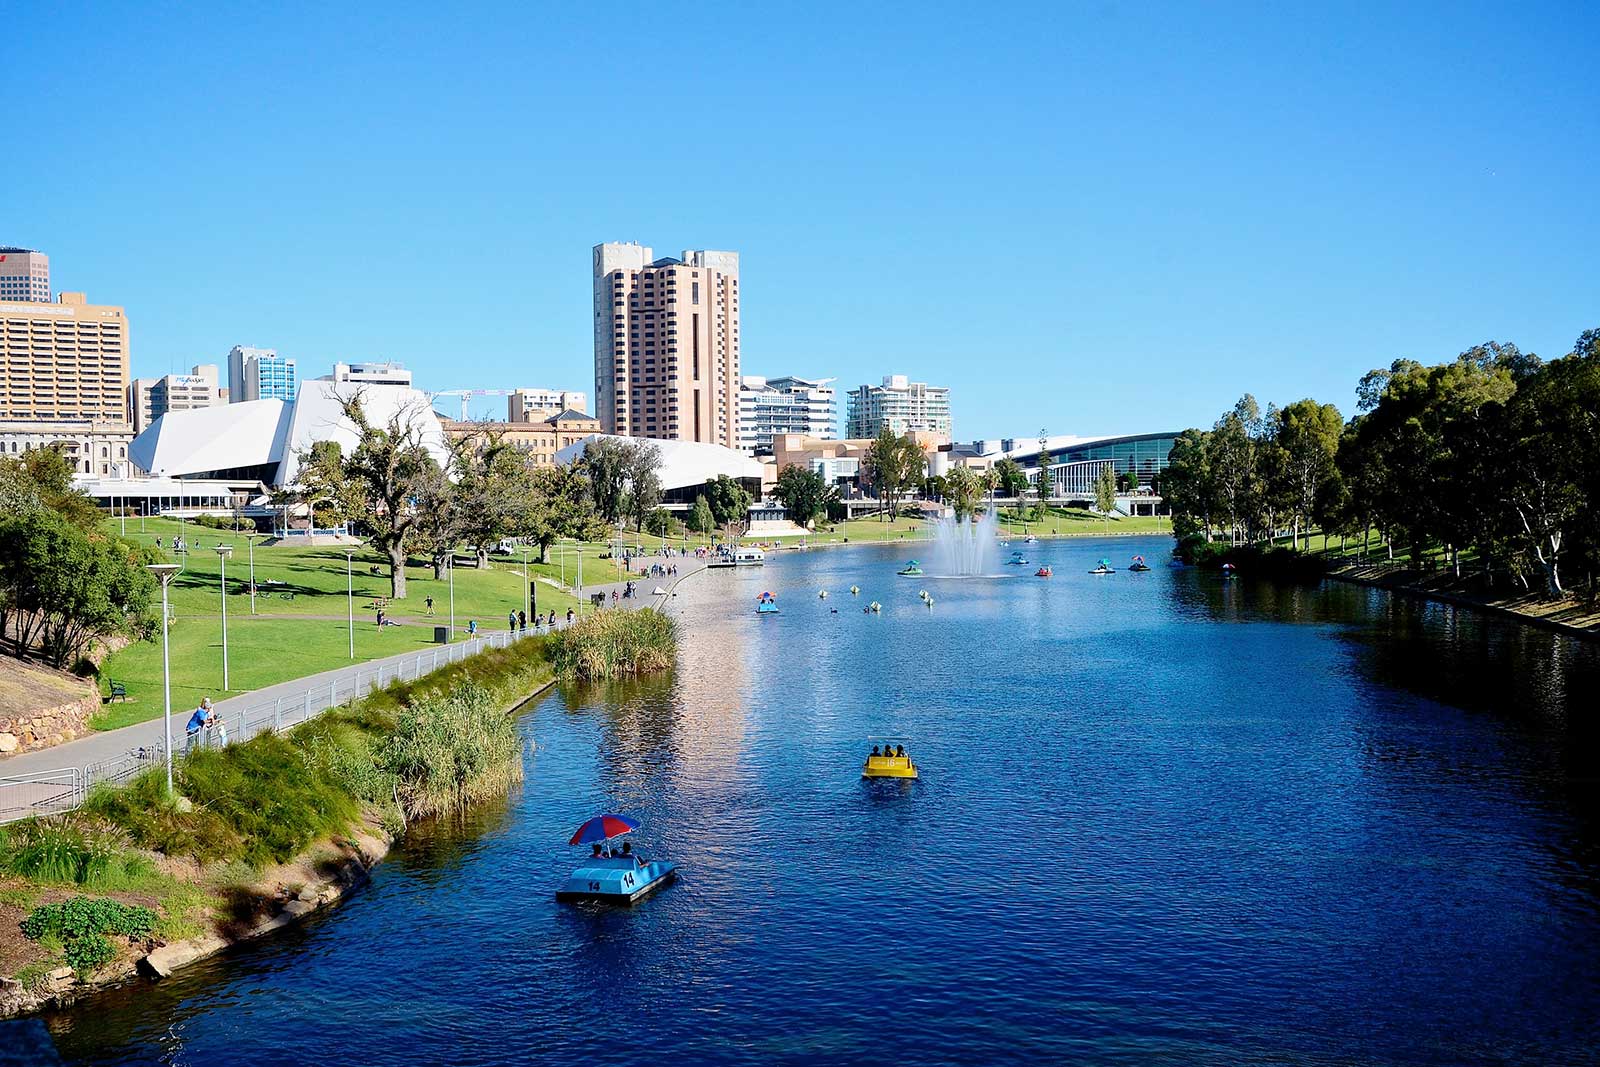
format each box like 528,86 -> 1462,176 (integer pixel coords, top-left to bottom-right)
468,619 -> 477,636
517,609 -> 527,632
565,608 -> 575,627
424,596 -> 435,616
184,698 -> 213,754
508,610 -> 517,633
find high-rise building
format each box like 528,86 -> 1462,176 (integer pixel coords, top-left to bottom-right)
129,364 -> 226,433
845,375 -> 952,440
508,388 -> 588,422
0,248 -> 50,303
325,361 -> 412,387
592,241 -> 740,448
737,375 -> 837,455
227,345 -> 297,402
0,292 -> 129,424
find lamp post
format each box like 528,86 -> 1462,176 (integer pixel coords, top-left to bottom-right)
345,549 -> 355,659
246,533 -> 260,615
146,563 -> 180,795
214,545 -> 233,691
448,550 -> 456,640
522,546 -> 531,628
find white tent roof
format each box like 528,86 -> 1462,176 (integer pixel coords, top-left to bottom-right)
127,381 -> 451,488
555,434 -> 763,491
129,399 -> 292,479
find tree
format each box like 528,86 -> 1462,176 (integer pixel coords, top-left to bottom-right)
860,429 -> 924,519
0,513 -> 157,668
455,430 -> 533,567
1161,428 -> 1217,543
773,465 -> 836,527
408,460 -> 464,579
943,465 -> 984,522
1275,398 -> 1343,550
624,442 -> 663,531
993,457 -> 1029,517
687,495 -> 716,538
1035,430 -> 1052,521
522,464 -> 600,563
644,508 -> 674,537
580,437 -> 632,525
322,390 -> 444,599
1093,463 -> 1117,525
295,440 -> 358,531
705,475 -> 753,536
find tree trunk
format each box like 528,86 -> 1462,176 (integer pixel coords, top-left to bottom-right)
433,555 -> 448,580
476,547 -> 489,570
388,542 -> 408,598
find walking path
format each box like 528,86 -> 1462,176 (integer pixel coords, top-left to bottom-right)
0,552 -> 712,819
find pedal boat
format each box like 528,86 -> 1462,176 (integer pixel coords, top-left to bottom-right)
1005,551 -> 1029,566
756,592 -> 779,614
863,744 -> 918,779
557,815 -> 678,905
898,560 -> 924,577
1035,566 -> 1053,577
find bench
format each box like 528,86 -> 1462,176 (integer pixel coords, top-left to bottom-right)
106,680 -> 128,703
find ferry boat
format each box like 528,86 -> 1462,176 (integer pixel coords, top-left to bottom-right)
708,547 -> 766,569
557,814 -> 678,905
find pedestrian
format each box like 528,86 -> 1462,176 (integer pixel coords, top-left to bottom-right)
424,595 -> 435,616
184,697 -> 212,754
566,608 -> 574,626
468,619 -> 477,636
518,609 -> 527,631
209,707 -> 228,747
508,610 -> 517,632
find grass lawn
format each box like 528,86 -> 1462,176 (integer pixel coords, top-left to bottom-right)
992,509 -> 1171,538
94,517 -> 591,726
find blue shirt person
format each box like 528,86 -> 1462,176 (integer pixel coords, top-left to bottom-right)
185,698 -> 213,753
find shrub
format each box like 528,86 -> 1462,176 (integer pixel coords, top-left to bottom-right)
549,608 -> 677,681
21,896 -> 157,975
0,819 -> 156,890
378,684 -> 524,820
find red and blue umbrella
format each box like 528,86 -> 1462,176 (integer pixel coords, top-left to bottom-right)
568,814 -> 638,845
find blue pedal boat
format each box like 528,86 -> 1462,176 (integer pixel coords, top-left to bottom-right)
557,814 -> 678,905
756,591 -> 779,614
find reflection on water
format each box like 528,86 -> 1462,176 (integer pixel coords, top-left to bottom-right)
47,536 -> 1600,1067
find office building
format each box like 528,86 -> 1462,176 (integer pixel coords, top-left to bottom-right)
227,345 -> 297,402
326,361 -> 412,387
441,408 -> 600,467
592,241 -> 740,449
0,420 -> 133,476
737,375 -> 836,455
0,292 -> 129,424
129,364 -> 226,433
845,375 -> 952,440
0,247 -> 50,303
508,387 -> 588,422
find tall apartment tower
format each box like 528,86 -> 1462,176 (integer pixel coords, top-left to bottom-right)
0,248 -> 50,303
0,292 -> 129,422
227,345 -> 297,402
592,242 -> 741,448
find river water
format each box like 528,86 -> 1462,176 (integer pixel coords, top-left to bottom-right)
46,536 -> 1600,1066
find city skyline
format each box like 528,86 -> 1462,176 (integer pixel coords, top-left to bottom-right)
8,3 -> 1597,439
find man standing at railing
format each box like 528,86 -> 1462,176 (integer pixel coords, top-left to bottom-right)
185,698 -> 213,754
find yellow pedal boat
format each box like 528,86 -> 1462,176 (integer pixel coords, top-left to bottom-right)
862,741 -> 918,779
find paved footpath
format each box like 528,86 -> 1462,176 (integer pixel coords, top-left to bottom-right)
0,554 -> 711,816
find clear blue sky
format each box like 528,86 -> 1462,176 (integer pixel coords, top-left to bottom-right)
8,1 -> 1596,437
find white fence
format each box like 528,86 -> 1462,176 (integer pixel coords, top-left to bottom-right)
0,630 -> 519,824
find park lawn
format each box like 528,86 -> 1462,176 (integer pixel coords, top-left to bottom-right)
993,509 -> 1171,538
95,518 -> 585,727
758,516 -> 935,543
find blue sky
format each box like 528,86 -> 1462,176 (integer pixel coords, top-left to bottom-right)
7,1 -> 1596,437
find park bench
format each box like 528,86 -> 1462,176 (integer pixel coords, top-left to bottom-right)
105,680 -> 128,703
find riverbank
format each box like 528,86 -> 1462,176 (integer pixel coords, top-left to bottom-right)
0,634 -> 570,1019
1324,561 -> 1600,642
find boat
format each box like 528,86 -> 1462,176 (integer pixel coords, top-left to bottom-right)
863,740 -> 918,779
850,585 -> 860,595
818,589 -> 829,599
1005,551 -> 1029,566
707,546 -> 766,569
756,592 -> 778,614
1128,555 -> 1151,572
1024,535 -> 1038,544
868,601 -> 882,613
1221,562 -> 1238,580
1088,557 -> 1116,575
1035,566 -> 1053,577
897,559 -> 924,577
556,814 -> 678,905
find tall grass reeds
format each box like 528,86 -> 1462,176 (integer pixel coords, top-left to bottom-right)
550,608 -> 677,681
378,684 -> 525,820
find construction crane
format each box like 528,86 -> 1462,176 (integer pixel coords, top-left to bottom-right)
428,389 -> 515,421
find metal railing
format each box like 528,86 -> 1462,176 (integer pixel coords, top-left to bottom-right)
0,629 -> 525,824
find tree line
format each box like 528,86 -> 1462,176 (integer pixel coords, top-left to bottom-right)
1162,330 -> 1600,597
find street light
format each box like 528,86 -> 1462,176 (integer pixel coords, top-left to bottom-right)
246,533 -> 260,615
345,549 -> 355,659
448,550 -> 456,640
521,545 -> 531,630
146,563 -> 180,796
214,545 -> 233,691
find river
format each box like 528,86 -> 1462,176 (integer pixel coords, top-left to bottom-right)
46,535 -> 1600,1066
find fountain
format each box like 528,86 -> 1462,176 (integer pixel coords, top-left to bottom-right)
929,508 -> 1002,577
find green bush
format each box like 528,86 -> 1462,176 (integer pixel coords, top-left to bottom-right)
21,896 -> 157,975
549,608 -> 677,681
378,684 -> 524,820
0,819 -> 157,890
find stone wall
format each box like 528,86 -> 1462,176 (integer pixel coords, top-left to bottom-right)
0,692 -> 97,757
